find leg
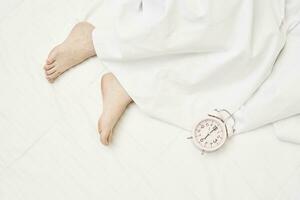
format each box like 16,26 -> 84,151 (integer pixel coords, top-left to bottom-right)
98,73 -> 133,145
44,22 -> 96,83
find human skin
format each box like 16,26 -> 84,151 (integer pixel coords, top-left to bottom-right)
44,22 -> 132,145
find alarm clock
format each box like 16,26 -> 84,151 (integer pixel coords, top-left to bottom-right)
191,109 -> 235,153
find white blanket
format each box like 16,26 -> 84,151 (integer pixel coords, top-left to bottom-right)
1,0 -> 300,199
92,0 -> 300,143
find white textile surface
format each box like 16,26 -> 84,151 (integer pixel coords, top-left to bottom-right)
0,0 -> 300,200
92,0 -> 300,143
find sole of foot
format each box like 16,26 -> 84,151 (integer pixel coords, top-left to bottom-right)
98,73 -> 133,145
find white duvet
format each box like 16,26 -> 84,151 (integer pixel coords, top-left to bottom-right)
0,0 -> 300,200
92,0 -> 300,143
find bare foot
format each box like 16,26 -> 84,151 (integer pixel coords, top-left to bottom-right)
98,73 -> 133,145
44,22 -> 96,83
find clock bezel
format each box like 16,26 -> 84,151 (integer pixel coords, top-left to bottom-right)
192,116 -> 228,152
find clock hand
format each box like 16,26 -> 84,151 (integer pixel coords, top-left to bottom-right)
199,133 -> 210,141
200,126 -> 218,141
210,126 -> 218,133
204,133 -> 210,139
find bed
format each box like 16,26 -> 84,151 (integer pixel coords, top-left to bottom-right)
0,1 -> 300,199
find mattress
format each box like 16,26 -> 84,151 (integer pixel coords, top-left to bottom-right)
0,0 -> 300,199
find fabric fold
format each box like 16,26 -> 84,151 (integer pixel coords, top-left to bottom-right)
91,0 -> 300,144
234,20 -> 300,135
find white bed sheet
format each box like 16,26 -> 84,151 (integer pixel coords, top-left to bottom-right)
0,0 -> 300,199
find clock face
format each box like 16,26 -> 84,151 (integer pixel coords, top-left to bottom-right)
192,118 -> 227,152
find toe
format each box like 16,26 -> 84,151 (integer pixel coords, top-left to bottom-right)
98,118 -> 102,133
47,78 -> 55,84
46,58 -> 55,65
44,63 -> 55,70
98,118 -> 113,145
45,67 -> 56,75
47,48 -> 57,64
100,129 -> 112,145
47,71 -> 60,81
